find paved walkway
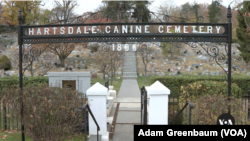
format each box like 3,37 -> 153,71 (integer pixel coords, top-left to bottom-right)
111,80 -> 141,141
111,44 -> 141,141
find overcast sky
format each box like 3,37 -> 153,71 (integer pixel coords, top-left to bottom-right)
41,0 -> 239,15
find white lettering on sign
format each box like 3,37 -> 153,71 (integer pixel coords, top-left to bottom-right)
175,26 -> 181,33
122,25 -> 128,33
167,26 -> 172,33
53,27 -> 57,35
207,26 -> 212,33
29,28 -> 34,35
158,25 -> 164,33
216,26 -> 221,33
27,25 -> 224,35
84,26 -> 89,34
92,26 -> 96,34
136,26 -> 141,33
105,26 -> 110,33
184,26 -> 188,33
76,26 -> 81,34
60,27 -> 65,34
44,28 -> 49,35
192,26 -> 196,32
37,28 -> 41,35
68,27 -> 73,34
145,25 -> 150,33
114,26 -> 119,33
199,26 -> 204,33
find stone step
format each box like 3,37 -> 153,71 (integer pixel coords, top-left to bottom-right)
122,72 -> 137,76
122,76 -> 138,80
88,135 -> 102,141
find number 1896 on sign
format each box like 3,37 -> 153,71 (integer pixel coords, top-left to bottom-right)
112,44 -> 137,51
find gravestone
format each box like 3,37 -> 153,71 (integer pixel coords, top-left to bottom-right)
187,69 -> 190,72
139,74 -> 142,76
176,63 -> 178,66
190,67 -> 193,70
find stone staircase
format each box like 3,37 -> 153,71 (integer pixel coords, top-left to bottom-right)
122,44 -> 138,80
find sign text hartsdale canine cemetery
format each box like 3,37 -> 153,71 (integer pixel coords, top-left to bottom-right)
27,25 -> 225,35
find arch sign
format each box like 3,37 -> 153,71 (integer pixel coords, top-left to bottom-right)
21,23 -> 229,44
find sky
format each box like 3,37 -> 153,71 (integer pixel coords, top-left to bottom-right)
40,0 -> 239,15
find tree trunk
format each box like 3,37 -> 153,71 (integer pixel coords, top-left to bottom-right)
60,58 -> 65,66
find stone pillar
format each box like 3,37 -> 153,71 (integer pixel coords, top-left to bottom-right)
87,82 -> 109,141
147,80 -> 170,125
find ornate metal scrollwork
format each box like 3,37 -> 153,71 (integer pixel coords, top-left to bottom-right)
102,43 -> 111,52
186,42 -> 229,75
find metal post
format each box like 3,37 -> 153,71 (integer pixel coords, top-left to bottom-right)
227,5 -> 232,114
3,103 -> 7,130
144,90 -> 147,125
18,8 -> 25,141
188,102 -> 193,125
84,106 -> 87,141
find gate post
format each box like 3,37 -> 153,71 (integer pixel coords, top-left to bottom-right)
86,82 -> 109,141
147,81 -> 170,125
227,5 -> 232,114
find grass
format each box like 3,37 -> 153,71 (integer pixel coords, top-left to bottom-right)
137,76 -> 154,89
91,77 -> 123,94
0,131 -> 87,140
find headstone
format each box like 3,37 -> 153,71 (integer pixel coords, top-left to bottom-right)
176,63 -> 178,66
187,69 -> 190,72
198,73 -> 201,75
139,74 -> 142,76
190,67 -> 193,70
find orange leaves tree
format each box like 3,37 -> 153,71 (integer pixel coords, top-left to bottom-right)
2,83 -> 84,141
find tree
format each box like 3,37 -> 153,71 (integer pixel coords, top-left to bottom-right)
207,0 -> 223,23
191,2 -> 200,23
156,0 -> 180,22
132,1 -> 152,23
161,42 -> 182,58
46,43 -> 75,67
11,44 -> 54,76
52,0 -> 78,24
137,43 -> 156,81
236,1 -> 250,63
101,1 -> 134,22
180,2 -> 192,19
1,1 -> 43,26
93,46 -> 124,85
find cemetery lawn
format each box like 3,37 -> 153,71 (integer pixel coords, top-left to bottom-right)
91,77 -> 123,93
0,131 -> 86,141
137,76 -> 153,89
